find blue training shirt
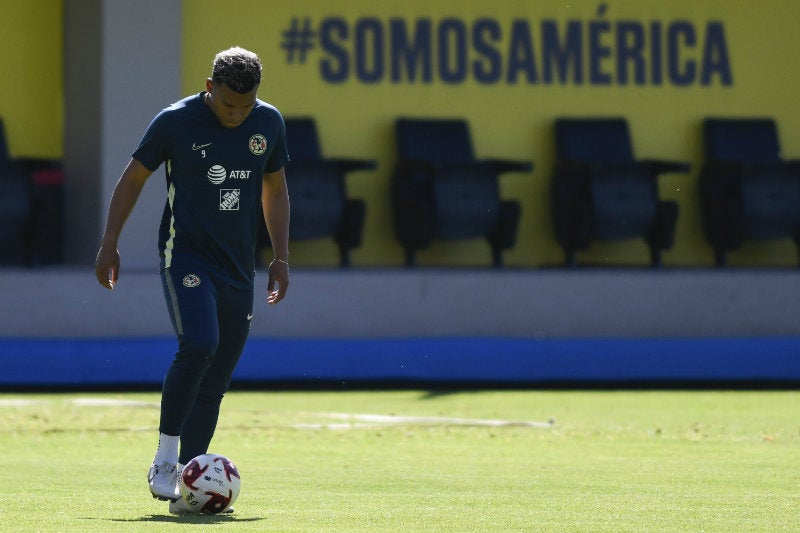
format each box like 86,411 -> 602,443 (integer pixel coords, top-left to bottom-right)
133,92 -> 289,288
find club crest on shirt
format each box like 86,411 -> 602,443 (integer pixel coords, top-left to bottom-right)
182,274 -> 201,288
249,134 -> 267,155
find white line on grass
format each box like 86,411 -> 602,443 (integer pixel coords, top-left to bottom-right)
309,412 -> 555,429
0,399 -> 41,406
71,398 -> 159,408
0,398 -> 158,408
2,397 -> 554,430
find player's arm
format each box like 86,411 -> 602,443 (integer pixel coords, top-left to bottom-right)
262,166 -> 290,304
94,158 -> 154,290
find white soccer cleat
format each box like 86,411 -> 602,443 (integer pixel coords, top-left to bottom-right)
169,495 -> 194,514
169,463 -> 190,513
148,461 -> 179,501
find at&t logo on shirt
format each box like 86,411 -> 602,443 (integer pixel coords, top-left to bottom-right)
207,165 -> 253,185
208,165 -> 226,184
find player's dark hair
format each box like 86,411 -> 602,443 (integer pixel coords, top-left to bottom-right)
211,47 -> 262,93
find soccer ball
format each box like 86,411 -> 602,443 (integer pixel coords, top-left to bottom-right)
178,453 -> 241,514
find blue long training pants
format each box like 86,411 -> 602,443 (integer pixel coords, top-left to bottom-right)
159,266 -> 254,464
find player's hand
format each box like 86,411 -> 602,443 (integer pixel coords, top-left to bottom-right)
95,245 -> 120,290
267,259 -> 289,304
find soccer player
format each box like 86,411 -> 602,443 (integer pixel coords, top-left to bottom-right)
94,47 -> 290,513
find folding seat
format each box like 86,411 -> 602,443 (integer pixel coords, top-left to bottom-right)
699,118 -> 800,266
551,118 -> 690,267
279,118 -> 376,267
391,118 -> 532,267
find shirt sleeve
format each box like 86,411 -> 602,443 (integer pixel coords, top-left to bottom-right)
132,110 -> 172,172
264,111 -> 290,173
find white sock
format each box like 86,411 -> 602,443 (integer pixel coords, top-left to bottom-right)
153,433 -> 180,465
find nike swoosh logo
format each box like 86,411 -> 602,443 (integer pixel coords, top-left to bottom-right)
192,142 -> 212,150
246,313 -> 253,321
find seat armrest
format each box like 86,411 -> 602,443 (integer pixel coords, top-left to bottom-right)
555,160 -> 640,175
702,160 -> 743,174
640,159 -> 691,174
777,159 -> 800,173
704,160 -> 800,175
329,158 -> 377,173
290,158 -> 377,175
480,158 -> 534,174
557,160 -> 688,175
394,159 -> 437,174
554,160 -> 591,174
397,158 -> 531,177
396,159 -> 489,174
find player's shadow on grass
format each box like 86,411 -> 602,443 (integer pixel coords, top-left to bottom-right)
103,514 -> 263,524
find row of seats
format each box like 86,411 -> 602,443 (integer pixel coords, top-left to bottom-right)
280,117 -> 800,268
2,117 -> 795,268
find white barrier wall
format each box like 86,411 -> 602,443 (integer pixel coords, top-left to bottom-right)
2,268 -> 799,339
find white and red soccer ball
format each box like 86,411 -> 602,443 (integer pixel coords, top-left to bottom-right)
178,453 -> 241,514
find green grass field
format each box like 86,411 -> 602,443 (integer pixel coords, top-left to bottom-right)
2,390 -> 799,532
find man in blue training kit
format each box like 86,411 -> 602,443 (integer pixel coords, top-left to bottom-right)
94,47 -> 290,513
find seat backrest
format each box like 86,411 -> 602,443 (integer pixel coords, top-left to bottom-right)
589,172 -> 657,240
553,118 -> 661,243
740,170 -> 800,239
287,163 -> 344,240
555,118 -> 634,163
433,168 -> 499,239
283,118 -> 344,240
285,117 -> 323,162
703,118 -> 781,163
395,119 -> 474,163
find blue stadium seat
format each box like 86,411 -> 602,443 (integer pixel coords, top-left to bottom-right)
699,118 -> 800,266
276,117 -> 376,267
550,118 -> 690,267
391,118 -> 532,267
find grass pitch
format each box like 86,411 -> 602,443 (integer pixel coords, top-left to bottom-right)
2,390 -> 799,532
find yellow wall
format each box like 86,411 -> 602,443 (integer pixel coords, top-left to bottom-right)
0,0 -> 63,159
183,0 -> 800,267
